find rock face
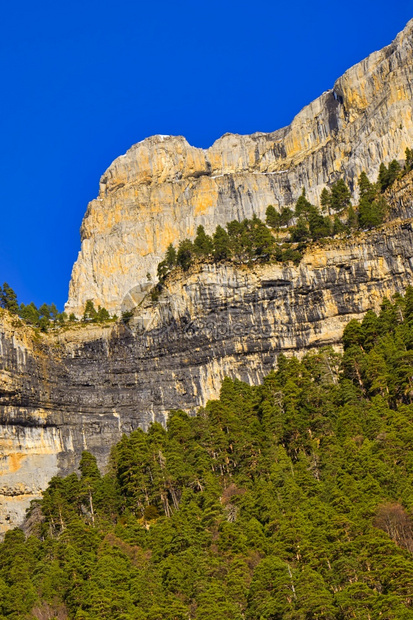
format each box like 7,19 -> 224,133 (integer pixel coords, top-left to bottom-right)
66,19 -> 413,317
2,170 -> 413,532
2,21 -> 413,534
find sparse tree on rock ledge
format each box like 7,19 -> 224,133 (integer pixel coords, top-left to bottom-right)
0,282 -> 19,314
330,178 -> 351,212
176,239 -> 194,271
83,299 -> 98,321
213,225 -> 231,261
194,225 -> 213,256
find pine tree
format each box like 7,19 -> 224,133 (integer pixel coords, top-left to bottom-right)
213,226 -> 231,261
290,218 -> 309,242
49,303 -> 59,321
358,171 -> 376,201
39,303 -> 51,320
405,147 -> 413,172
320,187 -> 332,214
246,557 -> 296,619
79,451 -> 101,480
7,290 -> 413,618
378,162 -> 390,192
265,205 -> 279,228
79,452 -> 101,526
194,225 -> 213,256
404,286 -> 413,324
176,239 -> 194,271
333,215 -> 346,235
97,306 -> 110,322
83,299 -> 98,321
295,190 -> 313,217
279,207 -> 294,227
308,208 -> 331,240
358,195 -> 387,229
347,205 -> 358,229
250,215 -> 274,257
387,159 -> 402,187
18,302 -> 40,325
0,283 -> 19,314
165,243 -> 177,268
330,178 -> 351,212
56,311 -> 67,325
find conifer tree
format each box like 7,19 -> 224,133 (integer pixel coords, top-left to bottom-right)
333,215 -> 346,235
0,282 -> 19,314
18,302 -> 39,325
308,208 -> 331,240
330,178 -> 351,212
165,243 -> 177,267
295,190 -> 313,217
83,299 -> 98,321
213,225 -> 231,261
358,171 -> 376,201
97,306 -> 110,322
176,239 -> 194,271
290,217 -> 309,242
405,147 -> 413,172
320,187 -> 332,213
265,205 -> 279,228
388,159 -> 402,186
347,204 -> 358,229
279,207 -> 294,227
377,161 -> 400,192
5,292 -> 413,616
194,225 -> 213,256
378,162 -> 390,192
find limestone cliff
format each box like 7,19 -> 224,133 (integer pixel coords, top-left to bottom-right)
2,169 -> 413,533
66,19 -> 413,317
2,21 -> 413,534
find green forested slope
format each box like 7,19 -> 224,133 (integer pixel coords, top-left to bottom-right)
3,291 -> 413,618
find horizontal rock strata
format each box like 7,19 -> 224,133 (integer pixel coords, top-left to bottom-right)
2,189 -> 413,531
66,19 -> 413,316
2,21 -> 413,534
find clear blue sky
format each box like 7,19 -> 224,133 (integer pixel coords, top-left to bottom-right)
1,1 -> 413,309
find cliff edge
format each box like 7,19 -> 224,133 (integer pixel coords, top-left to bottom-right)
66,19 -> 413,316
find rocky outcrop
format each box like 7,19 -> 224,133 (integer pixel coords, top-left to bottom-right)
0,315 -> 123,535
2,165 -> 413,533
66,19 -> 413,317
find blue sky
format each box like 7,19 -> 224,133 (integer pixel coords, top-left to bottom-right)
1,1 -> 413,309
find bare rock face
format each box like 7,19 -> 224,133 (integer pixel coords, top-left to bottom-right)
2,21 -> 413,534
2,167 -> 413,532
66,19 -> 413,317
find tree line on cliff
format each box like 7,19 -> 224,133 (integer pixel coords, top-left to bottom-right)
154,150 -> 411,296
0,285 -> 114,332
1,151 -> 411,322
3,289 -> 413,617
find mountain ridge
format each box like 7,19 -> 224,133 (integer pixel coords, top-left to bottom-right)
66,18 -> 413,316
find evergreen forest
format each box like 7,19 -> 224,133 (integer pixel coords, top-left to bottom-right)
3,290 -> 413,618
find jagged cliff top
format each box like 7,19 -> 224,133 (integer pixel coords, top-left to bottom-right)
66,19 -> 413,316
98,18 -> 413,191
